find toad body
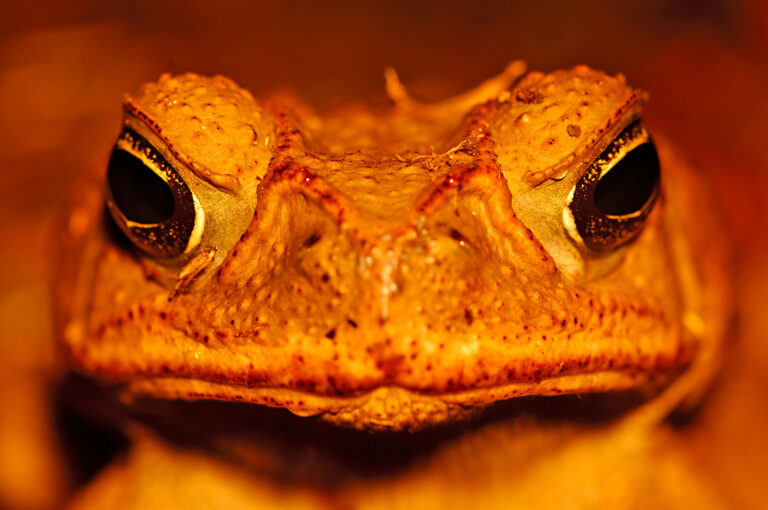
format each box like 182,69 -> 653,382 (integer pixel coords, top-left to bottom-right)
56,62 -> 731,433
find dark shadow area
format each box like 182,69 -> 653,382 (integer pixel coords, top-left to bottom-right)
51,377 -> 130,490
53,371 -> 661,488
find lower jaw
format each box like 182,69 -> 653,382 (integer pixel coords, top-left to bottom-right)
122,369 -> 671,431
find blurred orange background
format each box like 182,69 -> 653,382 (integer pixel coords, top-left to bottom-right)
1,1 -> 767,508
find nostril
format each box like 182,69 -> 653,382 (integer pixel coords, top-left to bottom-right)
449,228 -> 468,245
303,233 -> 321,248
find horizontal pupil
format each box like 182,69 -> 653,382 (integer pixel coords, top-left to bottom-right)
107,149 -> 175,224
593,142 -> 660,216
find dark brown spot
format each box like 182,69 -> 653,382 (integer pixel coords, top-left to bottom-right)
449,228 -> 467,243
347,318 -> 358,328
325,329 -> 336,340
304,233 -> 321,248
516,88 -> 545,104
567,124 -> 582,137
464,308 -> 474,325
328,376 -> 343,395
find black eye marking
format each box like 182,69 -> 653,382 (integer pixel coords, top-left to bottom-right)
107,149 -> 175,224
106,129 -> 201,258
566,120 -> 661,252
593,141 -> 660,217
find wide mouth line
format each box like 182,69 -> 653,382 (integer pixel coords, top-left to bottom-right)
126,366 -> 676,403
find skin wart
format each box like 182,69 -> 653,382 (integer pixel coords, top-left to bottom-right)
56,62 -> 732,432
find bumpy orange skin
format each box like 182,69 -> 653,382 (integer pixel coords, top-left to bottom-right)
56,65 -> 730,430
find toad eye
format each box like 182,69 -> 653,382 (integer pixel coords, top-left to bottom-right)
106,129 -> 204,258
564,120 -> 660,252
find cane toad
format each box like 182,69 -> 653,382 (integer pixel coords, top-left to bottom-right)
55,62 -> 731,433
